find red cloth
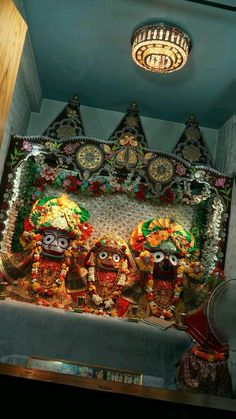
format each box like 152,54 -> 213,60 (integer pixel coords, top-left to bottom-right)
117,297 -> 130,317
186,308 -> 227,353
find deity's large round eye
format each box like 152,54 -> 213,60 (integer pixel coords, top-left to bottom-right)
99,251 -> 108,260
113,254 -> 120,263
169,254 -> 178,266
42,234 -> 55,245
153,251 -> 164,263
58,237 -> 70,249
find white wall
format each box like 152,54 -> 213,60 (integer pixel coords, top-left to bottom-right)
215,114 -> 236,175
27,98 -> 218,160
0,51 -> 42,181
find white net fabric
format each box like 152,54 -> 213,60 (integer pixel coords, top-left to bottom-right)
45,188 -> 194,244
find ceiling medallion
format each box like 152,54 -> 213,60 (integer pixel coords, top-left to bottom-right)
75,144 -> 104,171
147,157 -> 174,183
131,23 -> 191,73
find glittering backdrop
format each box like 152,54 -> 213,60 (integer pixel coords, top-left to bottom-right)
46,187 -> 194,244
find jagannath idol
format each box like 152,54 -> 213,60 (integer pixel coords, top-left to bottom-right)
130,217 -> 199,319
83,234 -> 140,316
0,195 -> 93,309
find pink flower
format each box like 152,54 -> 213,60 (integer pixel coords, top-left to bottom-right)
63,180 -> 71,187
21,140 -> 32,152
176,164 -> 186,176
214,177 -> 226,188
42,167 -> 57,181
63,175 -> 79,192
63,143 -> 77,155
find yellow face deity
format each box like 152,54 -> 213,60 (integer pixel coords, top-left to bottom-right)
96,246 -> 125,271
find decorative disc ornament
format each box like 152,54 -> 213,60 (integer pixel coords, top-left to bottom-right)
76,144 -> 104,171
185,126 -> 201,141
182,144 -> 201,162
147,157 -> 174,184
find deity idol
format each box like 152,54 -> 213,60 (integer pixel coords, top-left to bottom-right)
84,234 -> 140,316
1,195 -> 92,309
130,218 -> 198,319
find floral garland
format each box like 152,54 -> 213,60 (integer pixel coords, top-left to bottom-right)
30,160 -> 181,205
145,272 -> 182,319
27,234 -> 83,297
31,244 -> 71,296
145,262 -> 204,318
137,251 -> 205,319
177,259 -> 204,281
87,260 -> 129,314
192,345 -> 226,362
135,249 -> 183,319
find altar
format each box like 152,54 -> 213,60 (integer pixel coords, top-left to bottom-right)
0,299 -> 192,389
0,99 -> 234,403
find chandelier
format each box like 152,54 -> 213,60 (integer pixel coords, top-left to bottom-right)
131,23 -> 191,73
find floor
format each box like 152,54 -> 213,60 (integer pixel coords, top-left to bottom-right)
1,373 -> 235,417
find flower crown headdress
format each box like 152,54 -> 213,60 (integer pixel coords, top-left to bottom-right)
130,217 -> 197,257
93,235 -> 128,254
20,195 -> 92,249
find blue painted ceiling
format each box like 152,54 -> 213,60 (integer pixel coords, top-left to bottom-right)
21,0 -> 236,128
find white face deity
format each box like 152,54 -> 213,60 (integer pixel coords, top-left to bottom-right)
42,230 -> 70,257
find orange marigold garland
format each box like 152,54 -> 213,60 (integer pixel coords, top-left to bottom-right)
192,345 -> 226,362
30,237 -> 86,297
144,267 -> 183,319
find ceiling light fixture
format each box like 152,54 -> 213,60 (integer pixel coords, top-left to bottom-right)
131,23 -> 191,74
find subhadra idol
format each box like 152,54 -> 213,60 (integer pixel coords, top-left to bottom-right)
84,234 -> 140,317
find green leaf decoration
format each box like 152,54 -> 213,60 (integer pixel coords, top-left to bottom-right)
30,211 -> 41,226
